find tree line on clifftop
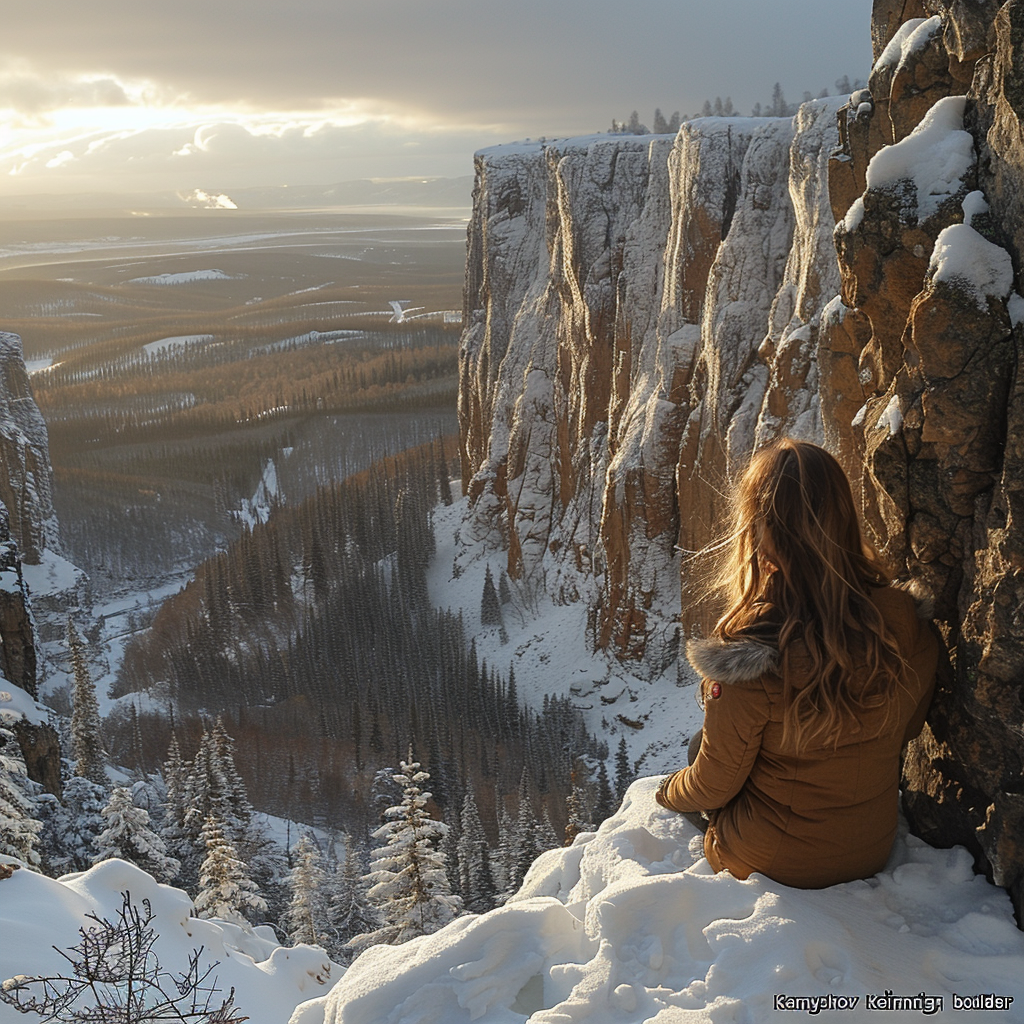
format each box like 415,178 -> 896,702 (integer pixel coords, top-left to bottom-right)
610,75 -> 867,134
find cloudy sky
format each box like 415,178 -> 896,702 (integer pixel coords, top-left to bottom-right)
1,0 -> 871,202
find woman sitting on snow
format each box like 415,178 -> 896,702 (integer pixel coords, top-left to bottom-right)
657,439 -> 941,889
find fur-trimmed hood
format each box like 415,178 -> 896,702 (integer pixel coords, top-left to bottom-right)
686,635 -> 779,684
685,580 -> 936,686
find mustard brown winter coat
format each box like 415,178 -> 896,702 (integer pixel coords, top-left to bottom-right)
658,586 -> 940,889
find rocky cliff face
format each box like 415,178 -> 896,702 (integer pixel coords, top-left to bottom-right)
825,0 -> 1024,920
459,0 -> 1024,917
0,333 -> 59,566
460,108 -> 842,665
0,332 -> 61,794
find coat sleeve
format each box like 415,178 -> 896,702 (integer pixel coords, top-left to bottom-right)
658,678 -> 772,813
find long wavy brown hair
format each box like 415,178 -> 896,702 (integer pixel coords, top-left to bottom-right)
711,438 -> 908,749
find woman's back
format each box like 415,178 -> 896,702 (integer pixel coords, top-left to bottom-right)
678,585 -> 939,888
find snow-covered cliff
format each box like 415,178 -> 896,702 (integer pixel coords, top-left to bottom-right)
0,332 -> 71,794
459,106 -> 843,667
0,333 -> 59,566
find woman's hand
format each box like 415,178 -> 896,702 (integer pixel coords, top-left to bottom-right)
656,770 -> 681,808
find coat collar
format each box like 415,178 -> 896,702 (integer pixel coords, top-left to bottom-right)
686,635 -> 779,684
684,580 -> 935,685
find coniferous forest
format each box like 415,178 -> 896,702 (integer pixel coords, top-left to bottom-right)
0,211 -> 621,958
109,437 -> 606,848
2,212 -> 464,578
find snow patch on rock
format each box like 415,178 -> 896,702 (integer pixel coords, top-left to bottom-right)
865,96 -> 975,222
874,17 -> 942,73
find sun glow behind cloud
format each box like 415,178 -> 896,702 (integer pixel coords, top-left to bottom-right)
0,67 -> 499,198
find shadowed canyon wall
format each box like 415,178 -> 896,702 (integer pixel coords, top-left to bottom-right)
459,2 -> 1024,915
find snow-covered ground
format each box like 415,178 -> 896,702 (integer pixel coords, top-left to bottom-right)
142,333 -> 216,355
9,484 -> 1022,1024
0,857 -> 338,1024
292,778 -> 1024,1024
128,269 -> 240,285
427,494 -> 703,776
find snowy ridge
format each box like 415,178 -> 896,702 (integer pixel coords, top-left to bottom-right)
0,857 -> 338,1024
294,779 -> 1024,1024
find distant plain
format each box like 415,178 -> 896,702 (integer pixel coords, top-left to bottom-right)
0,207 -> 469,586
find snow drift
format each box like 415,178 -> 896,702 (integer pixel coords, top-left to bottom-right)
0,857 -> 338,1024
293,778 -> 1024,1024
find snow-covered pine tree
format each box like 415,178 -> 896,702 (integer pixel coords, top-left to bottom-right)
564,759 -> 596,846
0,717 -> 41,867
441,804 -> 461,894
494,804 -> 515,894
67,619 -> 106,786
456,790 -> 496,913
480,565 -> 502,627
238,817 -> 290,925
211,718 -> 253,833
594,760 -> 615,823
503,768 -> 543,898
194,814 -> 267,928
39,774 -> 106,874
534,807 -> 559,853
129,776 -> 163,819
325,834 -> 379,962
350,753 -> 461,951
626,109 -> 648,134
370,766 -> 401,821
160,734 -> 201,888
161,735 -> 187,834
614,736 -> 632,801
182,726 -> 235,850
503,665 -> 520,738
93,785 -> 180,881
281,834 -> 328,947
